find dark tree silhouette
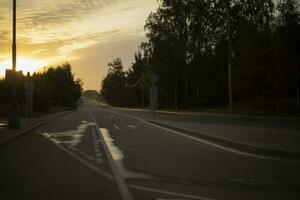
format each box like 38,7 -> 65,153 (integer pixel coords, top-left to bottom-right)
101,0 -> 300,114
0,63 -> 83,116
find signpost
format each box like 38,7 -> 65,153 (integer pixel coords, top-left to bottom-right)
149,73 -> 158,120
25,72 -> 34,121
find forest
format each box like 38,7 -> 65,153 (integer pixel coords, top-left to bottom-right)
101,0 -> 300,114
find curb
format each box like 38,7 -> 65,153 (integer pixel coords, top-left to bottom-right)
148,120 -> 300,161
0,111 -> 71,147
0,122 -> 45,147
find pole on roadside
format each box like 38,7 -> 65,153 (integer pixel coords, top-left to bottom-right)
225,0 -> 233,114
25,72 -> 34,122
296,63 -> 299,111
149,73 -> 158,120
9,0 -> 20,129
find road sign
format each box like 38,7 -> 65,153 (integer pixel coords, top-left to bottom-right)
149,73 -> 158,84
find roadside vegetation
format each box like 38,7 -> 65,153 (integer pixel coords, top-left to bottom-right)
101,0 -> 300,115
0,63 -> 83,117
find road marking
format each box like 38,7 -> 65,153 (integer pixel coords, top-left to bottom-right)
129,184 -> 215,200
91,127 -> 104,164
42,121 -> 95,147
88,110 -> 134,200
38,131 -> 113,181
66,146 -> 95,161
114,124 -> 121,130
101,108 -> 300,163
156,199 -> 190,200
126,125 -> 137,129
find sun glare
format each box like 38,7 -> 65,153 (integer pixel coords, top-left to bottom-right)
0,57 -> 48,76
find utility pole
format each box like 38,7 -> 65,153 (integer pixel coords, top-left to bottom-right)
225,0 -> 233,114
174,65 -> 178,112
9,0 -> 20,129
296,64 -> 299,111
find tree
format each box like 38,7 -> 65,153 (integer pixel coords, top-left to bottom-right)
126,51 -> 149,107
101,0 -> 300,114
101,58 -> 126,106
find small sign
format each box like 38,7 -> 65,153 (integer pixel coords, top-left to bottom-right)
149,73 -> 158,84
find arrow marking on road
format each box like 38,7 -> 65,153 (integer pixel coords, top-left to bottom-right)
39,131 -> 113,181
42,121 -> 95,147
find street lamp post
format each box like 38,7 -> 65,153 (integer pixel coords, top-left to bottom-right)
8,0 -> 20,129
225,0 -> 233,114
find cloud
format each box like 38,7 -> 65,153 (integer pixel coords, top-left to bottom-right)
0,0 -> 158,89
18,0 -> 109,28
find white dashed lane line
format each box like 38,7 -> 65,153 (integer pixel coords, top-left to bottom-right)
114,124 -> 121,130
91,126 -> 104,164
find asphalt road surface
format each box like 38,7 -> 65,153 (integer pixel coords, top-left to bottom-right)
0,99 -> 299,200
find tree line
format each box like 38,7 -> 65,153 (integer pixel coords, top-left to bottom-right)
0,63 -> 83,116
101,0 -> 300,114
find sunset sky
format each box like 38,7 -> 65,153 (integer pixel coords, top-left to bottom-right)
0,0 -> 158,90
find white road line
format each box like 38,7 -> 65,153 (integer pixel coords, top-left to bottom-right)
129,184 -> 215,200
88,110 -> 134,200
91,129 -> 104,164
38,131 -> 113,181
156,199 -> 190,200
101,108 -> 300,163
126,125 -> 137,129
114,124 -> 121,130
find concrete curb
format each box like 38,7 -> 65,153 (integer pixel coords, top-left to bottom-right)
148,120 -> 300,161
0,111 -> 71,147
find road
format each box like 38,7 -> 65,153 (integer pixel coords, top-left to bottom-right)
0,99 -> 299,200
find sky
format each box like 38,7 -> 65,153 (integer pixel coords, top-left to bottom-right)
0,0 -> 158,90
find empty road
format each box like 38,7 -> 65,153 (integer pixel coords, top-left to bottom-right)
0,99 -> 299,200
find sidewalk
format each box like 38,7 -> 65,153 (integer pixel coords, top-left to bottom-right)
0,111 -> 71,146
149,119 -> 300,160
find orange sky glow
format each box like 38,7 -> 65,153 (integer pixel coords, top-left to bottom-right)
0,0 -> 158,90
